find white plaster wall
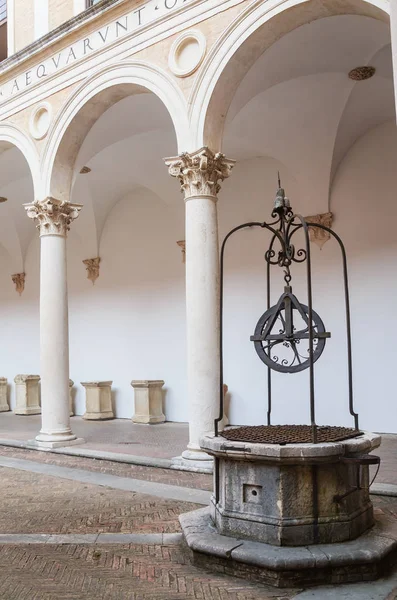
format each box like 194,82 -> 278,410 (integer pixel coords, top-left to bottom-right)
0,235 -> 40,411
67,186 -> 187,421
218,121 -> 397,433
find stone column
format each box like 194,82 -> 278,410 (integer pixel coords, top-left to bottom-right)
25,198 -> 82,448
165,148 -> 234,470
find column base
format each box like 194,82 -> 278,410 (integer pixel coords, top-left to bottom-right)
27,437 -> 85,450
171,449 -> 214,473
0,405 -> 10,412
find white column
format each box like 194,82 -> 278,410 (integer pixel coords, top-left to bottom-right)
165,148 -> 234,470
25,197 -> 83,448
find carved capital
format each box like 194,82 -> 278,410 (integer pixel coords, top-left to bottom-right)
24,197 -> 82,237
305,212 -> 333,249
83,257 -> 101,284
11,273 -> 25,296
165,147 -> 235,201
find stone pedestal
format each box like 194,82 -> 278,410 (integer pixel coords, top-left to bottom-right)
82,381 -> 114,420
131,380 -> 165,424
201,431 -> 380,546
69,379 -> 74,416
0,378 -> 9,412
14,375 -> 41,415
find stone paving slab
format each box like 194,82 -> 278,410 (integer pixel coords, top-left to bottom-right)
0,455 -> 211,505
292,571 -> 397,600
0,444 -> 213,490
0,414 -> 189,458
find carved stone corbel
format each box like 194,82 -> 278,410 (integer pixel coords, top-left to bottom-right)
177,240 -> 186,263
83,257 -> 101,284
11,273 -> 25,296
305,212 -> 333,249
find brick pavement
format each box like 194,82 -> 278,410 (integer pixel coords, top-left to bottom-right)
0,453 -> 298,599
0,445 -> 213,491
0,543 -> 296,599
0,464 -> 201,534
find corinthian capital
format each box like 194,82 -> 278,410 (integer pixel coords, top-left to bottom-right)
165,147 -> 235,201
24,197 -> 82,237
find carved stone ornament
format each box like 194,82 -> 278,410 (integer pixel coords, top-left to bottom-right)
24,197 -> 82,237
177,240 -> 186,263
305,212 -> 333,249
164,147 -> 235,200
11,273 -> 25,296
83,257 -> 101,284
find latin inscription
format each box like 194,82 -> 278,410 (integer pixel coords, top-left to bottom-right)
0,0 -> 192,102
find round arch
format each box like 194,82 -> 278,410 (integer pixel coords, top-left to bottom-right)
42,60 -> 190,201
0,122 -> 41,199
190,0 -> 390,151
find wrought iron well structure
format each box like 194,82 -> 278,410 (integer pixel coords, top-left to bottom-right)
180,181 -> 390,586
217,179 -> 357,437
213,179 -> 380,503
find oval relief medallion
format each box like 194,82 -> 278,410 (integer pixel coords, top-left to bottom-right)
168,30 -> 206,78
29,102 -> 53,140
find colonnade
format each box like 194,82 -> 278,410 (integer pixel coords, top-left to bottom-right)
23,148 -> 234,469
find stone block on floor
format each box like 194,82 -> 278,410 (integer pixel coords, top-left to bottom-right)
14,375 -> 41,415
0,378 -> 9,412
131,380 -> 165,424
81,381 -> 114,420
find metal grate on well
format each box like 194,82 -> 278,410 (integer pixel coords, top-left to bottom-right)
221,424 -> 362,445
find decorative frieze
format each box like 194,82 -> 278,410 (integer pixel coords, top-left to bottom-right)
165,147 -> 235,200
305,212 -> 333,249
177,241 -> 186,263
81,381 -> 114,420
14,374 -> 41,415
0,378 -> 9,412
11,273 -> 25,296
24,197 -> 82,237
131,380 -> 165,424
83,257 -> 101,284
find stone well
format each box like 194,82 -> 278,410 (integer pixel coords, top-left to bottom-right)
179,430 -> 397,587
203,431 -> 379,546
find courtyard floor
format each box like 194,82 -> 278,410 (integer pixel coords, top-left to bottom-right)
0,445 -> 395,599
0,413 -> 395,486
0,416 -> 396,598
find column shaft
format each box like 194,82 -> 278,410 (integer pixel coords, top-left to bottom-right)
185,195 -> 220,453
37,234 -> 72,442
